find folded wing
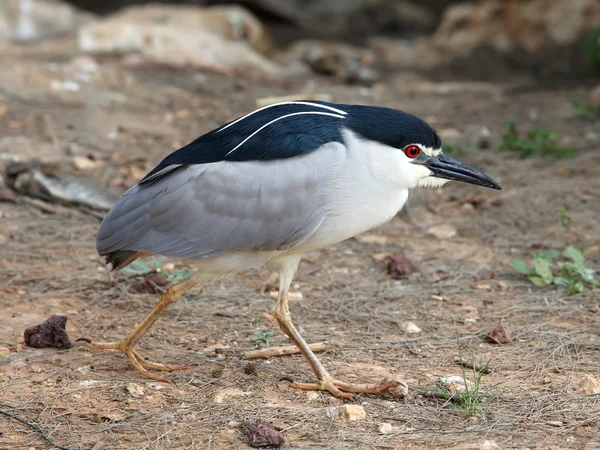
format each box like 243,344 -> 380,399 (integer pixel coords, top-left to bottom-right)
96,143 -> 343,264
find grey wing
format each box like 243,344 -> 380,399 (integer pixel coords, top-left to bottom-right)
96,143 -> 342,260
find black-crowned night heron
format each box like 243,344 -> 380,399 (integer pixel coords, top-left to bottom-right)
86,101 -> 501,400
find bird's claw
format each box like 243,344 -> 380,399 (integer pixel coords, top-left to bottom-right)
81,338 -> 191,383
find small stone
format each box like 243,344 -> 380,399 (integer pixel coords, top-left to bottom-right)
379,423 -> 394,434
29,365 -> 45,373
387,250 -> 415,278
24,315 -> 72,349
578,375 -> 600,395
400,321 -> 422,334
547,420 -> 563,427
228,420 -> 242,428
440,376 -> 470,393
341,404 -> 366,421
245,419 -> 284,448
134,275 -> 167,294
0,346 -> 10,356
306,391 -> 320,401
485,324 -> 514,344
213,388 -> 250,403
474,283 -> 491,290
126,383 -> 145,397
590,304 -> 600,314
482,439 -> 499,449
427,224 -> 457,240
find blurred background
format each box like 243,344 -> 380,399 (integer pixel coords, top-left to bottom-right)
1,2 -> 600,449
1,0 -> 598,203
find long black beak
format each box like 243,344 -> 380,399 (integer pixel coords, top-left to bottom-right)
417,153 -> 501,190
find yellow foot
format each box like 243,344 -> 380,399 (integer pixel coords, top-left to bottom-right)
80,339 -> 191,383
285,376 -> 407,401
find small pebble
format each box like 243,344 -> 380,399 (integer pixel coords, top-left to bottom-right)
427,224 -> 457,240
246,419 -> 284,448
24,315 -> 72,349
400,321 -> 422,334
485,324 -> 514,344
29,365 -> 45,373
440,375 -> 470,393
126,383 -> 145,397
341,404 -> 366,421
379,423 -> 394,434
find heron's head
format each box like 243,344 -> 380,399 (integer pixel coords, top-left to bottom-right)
346,105 -> 501,191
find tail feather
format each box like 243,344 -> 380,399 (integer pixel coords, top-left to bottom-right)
104,250 -> 140,271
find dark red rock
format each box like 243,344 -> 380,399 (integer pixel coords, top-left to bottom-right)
246,419 -> 284,448
134,274 -> 167,294
24,315 -> 72,349
387,250 -> 415,278
485,324 -> 514,344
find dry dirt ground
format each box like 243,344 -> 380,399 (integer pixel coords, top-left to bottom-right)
1,46 -> 600,449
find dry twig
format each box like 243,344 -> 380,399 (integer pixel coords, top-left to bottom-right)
244,343 -> 325,359
0,404 -> 75,450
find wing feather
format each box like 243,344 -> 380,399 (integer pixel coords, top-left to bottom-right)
96,143 -> 343,261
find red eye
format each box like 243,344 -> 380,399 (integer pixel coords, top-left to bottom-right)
405,145 -> 420,158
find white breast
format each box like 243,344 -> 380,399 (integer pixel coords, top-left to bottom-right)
298,130 -> 410,251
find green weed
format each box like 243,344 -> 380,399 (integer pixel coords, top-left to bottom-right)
251,330 -> 275,345
510,209 -> 597,294
121,257 -> 192,283
580,28 -> 600,75
498,123 -> 574,158
438,351 -> 490,419
570,100 -> 600,120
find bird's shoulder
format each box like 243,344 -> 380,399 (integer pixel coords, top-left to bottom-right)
140,101 -> 351,184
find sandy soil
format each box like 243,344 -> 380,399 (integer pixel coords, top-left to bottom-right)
1,46 -> 599,449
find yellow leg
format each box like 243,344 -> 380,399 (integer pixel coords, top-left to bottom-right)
273,257 -> 405,400
85,277 -> 199,382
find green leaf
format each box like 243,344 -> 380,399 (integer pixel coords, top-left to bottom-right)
561,262 -> 579,277
533,257 -> 554,284
169,271 -> 192,282
151,256 -> 164,271
121,259 -> 151,275
563,247 -> 585,266
529,275 -> 550,287
251,331 -> 275,345
553,277 -> 571,287
535,250 -> 558,262
568,283 -> 585,294
510,259 -> 530,275
583,268 -> 598,285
